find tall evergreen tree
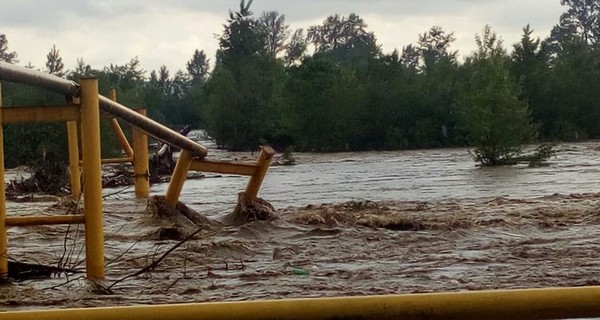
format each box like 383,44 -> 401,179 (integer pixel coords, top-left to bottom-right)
0,34 -> 18,63
511,25 -> 554,138
46,45 -> 65,77
186,49 -> 210,84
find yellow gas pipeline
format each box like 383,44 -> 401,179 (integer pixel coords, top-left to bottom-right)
1,286 -> 600,320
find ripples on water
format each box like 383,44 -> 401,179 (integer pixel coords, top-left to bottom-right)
3,139 -> 600,311
153,142 -> 600,215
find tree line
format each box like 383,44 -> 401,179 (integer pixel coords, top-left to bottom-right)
0,0 -> 599,167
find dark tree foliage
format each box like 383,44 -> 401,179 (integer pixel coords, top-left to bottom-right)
459,26 -> 535,165
217,0 -> 266,65
204,0 -> 286,151
258,11 -> 290,58
2,1 -> 600,167
46,45 -> 65,77
71,57 -> 92,81
186,49 -> 210,84
307,13 -> 380,63
284,28 -> 307,66
0,34 -> 18,63
556,0 -> 600,46
511,25 -> 554,138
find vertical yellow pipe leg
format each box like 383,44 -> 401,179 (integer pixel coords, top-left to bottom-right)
245,146 -> 275,200
0,83 -> 8,279
165,149 -> 193,207
67,120 -> 81,200
132,109 -> 149,198
109,88 -> 134,158
80,78 -> 105,280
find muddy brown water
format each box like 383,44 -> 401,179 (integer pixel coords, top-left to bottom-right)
1,142 -> 600,311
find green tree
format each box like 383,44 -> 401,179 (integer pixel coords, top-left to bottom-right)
460,26 -> 535,165
511,25 -> 554,139
546,40 -> 600,139
307,13 -> 379,56
554,0 -> 600,46
0,34 -> 18,63
205,0 -> 285,150
186,49 -> 210,126
284,28 -> 307,66
307,13 -> 381,68
69,57 -> 92,81
46,44 -> 65,77
413,26 -> 460,147
186,49 -> 210,84
258,11 -> 290,58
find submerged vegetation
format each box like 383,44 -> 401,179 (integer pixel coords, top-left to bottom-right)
0,0 -> 598,167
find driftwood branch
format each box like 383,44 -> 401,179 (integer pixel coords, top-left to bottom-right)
107,228 -> 202,290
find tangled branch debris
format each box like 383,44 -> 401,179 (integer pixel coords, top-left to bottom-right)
108,228 -> 202,290
224,192 -> 278,226
7,261 -> 80,281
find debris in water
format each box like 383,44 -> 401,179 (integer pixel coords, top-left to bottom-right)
224,192 -> 278,226
6,261 -> 79,281
146,195 -> 215,237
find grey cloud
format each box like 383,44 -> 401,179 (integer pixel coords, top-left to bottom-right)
0,1 -> 146,30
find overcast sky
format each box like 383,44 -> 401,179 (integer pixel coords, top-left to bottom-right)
1,0 -> 565,75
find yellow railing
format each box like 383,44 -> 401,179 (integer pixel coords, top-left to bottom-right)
0,78 -> 274,281
2,286 -> 600,320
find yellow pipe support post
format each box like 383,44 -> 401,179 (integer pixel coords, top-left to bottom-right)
108,88 -> 134,158
67,118 -> 81,200
0,82 -> 7,279
132,109 -> 149,198
2,286 -> 600,320
245,146 -> 275,200
164,149 -> 193,207
80,78 -> 105,280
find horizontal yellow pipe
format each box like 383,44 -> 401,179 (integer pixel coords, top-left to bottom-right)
79,157 -> 133,165
5,214 -> 85,227
2,286 -> 600,320
1,104 -> 80,124
101,157 -> 134,164
190,159 -> 257,176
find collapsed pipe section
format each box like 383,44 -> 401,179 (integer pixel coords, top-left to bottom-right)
0,62 -> 208,159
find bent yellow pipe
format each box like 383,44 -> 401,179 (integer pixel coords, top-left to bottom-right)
2,286 -> 600,320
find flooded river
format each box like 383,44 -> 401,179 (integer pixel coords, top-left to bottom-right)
1,142 -> 600,310
159,142 -> 600,214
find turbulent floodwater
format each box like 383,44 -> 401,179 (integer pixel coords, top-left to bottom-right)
160,141 -> 600,213
1,141 -> 600,310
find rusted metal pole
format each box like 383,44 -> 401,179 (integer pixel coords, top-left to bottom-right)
0,82 -> 8,279
80,78 -> 105,280
0,62 -> 207,158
